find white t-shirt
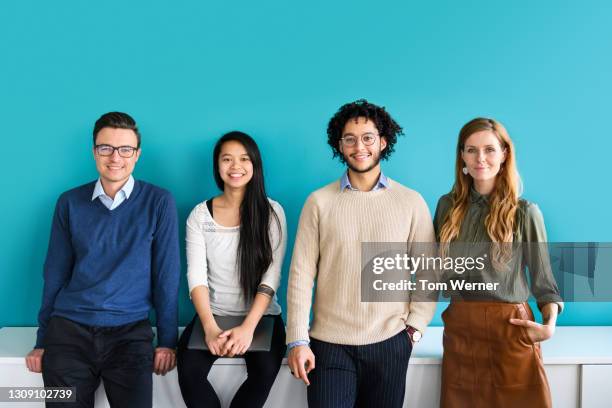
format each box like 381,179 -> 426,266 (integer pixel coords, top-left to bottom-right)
186,198 -> 286,316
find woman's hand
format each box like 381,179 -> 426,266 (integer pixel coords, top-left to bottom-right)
218,324 -> 255,357
509,303 -> 559,343
204,323 -> 227,356
509,318 -> 556,343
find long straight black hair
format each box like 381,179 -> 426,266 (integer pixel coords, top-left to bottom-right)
212,131 -> 281,304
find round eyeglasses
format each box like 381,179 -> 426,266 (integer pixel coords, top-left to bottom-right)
340,133 -> 378,147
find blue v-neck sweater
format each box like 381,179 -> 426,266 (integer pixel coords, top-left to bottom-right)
35,180 -> 180,348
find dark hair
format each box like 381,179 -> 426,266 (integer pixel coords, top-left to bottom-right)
326,99 -> 404,164
93,112 -> 141,148
212,131 -> 281,304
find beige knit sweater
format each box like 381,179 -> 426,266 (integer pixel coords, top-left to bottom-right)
286,178 -> 437,345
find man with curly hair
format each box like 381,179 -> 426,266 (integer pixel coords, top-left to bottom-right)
286,99 -> 436,407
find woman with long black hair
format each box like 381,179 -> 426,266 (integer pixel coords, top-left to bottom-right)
177,131 -> 287,408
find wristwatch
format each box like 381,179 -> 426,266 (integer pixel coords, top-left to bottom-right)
406,326 -> 422,343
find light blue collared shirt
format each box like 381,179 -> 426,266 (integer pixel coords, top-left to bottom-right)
91,175 -> 135,210
339,170 -> 390,191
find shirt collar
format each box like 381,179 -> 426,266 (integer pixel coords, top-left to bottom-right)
340,170 -> 389,192
92,175 -> 135,201
469,185 -> 489,204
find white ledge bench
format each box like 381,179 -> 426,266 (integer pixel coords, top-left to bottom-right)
1,327 -> 611,407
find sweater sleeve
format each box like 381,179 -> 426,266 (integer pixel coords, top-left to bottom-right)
186,204 -> 209,294
286,194 -> 320,344
523,203 -> 564,313
151,192 -> 181,348
260,201 -> 287,292
36,195 -> 74,348
405,193 -> 438,334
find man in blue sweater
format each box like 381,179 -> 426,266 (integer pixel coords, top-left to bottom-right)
25,112 -> 181,407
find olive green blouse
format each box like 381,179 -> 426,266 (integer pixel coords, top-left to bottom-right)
433,188 -> 563,312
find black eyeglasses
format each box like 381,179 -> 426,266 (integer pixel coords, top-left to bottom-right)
95,144 -> 138,158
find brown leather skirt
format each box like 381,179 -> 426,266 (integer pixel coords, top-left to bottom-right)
440,302 -> 551,408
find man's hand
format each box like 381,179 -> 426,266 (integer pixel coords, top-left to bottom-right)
25,348 -> 44,373
218,325 -> 255,357
288,345 -> 315,386
153,347 -> 176,375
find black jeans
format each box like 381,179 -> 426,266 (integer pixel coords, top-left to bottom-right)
41,316 -> 154,408
177,314 -> 286,408
307,330 -> 412,408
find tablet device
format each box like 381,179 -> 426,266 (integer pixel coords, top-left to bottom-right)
187,315 -> 274,352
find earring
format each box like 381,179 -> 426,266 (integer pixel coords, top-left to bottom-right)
462,166 -> 468,175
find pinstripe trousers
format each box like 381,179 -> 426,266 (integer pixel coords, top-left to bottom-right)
308,330 -> 412,408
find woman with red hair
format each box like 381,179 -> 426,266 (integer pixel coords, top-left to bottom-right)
435,118 -> 563,408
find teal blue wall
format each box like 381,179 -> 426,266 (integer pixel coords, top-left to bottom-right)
1,0 -> 611,327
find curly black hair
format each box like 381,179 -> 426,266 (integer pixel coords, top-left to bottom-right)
326,99 -> 404,164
